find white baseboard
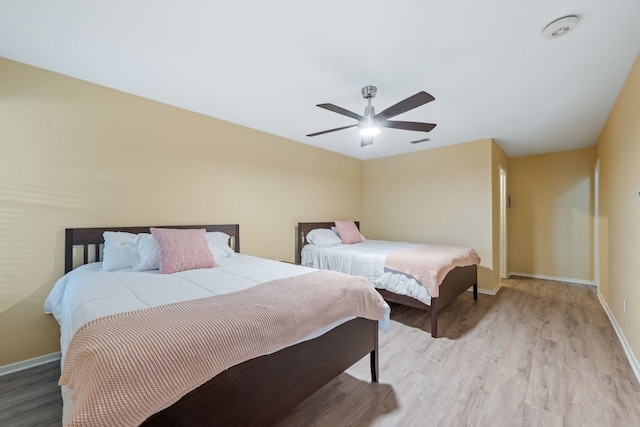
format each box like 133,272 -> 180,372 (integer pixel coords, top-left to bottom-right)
509,272 -> 595,286
0,352 -> 61,377
597,293 -> 640,385
462,281 -> 501,296
478,282 -> 501,296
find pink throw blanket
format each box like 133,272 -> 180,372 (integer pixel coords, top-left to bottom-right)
384,245 -> 481,298
60,270 -> 387,427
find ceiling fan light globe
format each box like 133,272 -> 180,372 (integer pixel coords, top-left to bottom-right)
359,126 -> 381,136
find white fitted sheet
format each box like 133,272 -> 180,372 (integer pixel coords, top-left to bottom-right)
301,239 -> 432,306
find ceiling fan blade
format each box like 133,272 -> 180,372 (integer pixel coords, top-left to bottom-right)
381,120 -> 437,132
317,103 -> 365,120
306,124 -> 358,137
361,136 -> 374,147
374,91 -> 435,121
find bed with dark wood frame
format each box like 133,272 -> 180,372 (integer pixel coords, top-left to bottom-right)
295,221 -> 478,338
63,224 -> 379,426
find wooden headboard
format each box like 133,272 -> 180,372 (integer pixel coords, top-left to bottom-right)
295,221 -> 359,265
65,224 -> 240,273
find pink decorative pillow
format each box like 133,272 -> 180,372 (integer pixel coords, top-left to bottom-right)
334,220 -> 363,244
150,228 -> 216,274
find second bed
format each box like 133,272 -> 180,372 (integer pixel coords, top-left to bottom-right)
296,221 -> 481,338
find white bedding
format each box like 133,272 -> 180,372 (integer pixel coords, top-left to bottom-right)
301,239 -> 433,305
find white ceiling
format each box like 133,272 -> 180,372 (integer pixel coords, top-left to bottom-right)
1,1 -> 639,160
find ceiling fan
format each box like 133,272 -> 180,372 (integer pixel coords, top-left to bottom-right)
306,86 -> 437,147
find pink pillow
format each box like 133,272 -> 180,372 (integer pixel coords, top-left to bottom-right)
150,228 -> 216,274
334,220 -> 363,244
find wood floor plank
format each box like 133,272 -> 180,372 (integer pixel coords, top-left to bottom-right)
477,376 -> 529,426
520,402 -> 564,427
525,336 -> 566,417
2,276 -> 639,426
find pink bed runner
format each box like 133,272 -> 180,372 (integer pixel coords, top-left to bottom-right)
60,270 -> 387,427
384,245 -> 481,298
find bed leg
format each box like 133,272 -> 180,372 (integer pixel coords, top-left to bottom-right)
430,299 -> 438,338
370,321 -> 379,382
473,283 -> 478,301
370,349 -> 379,383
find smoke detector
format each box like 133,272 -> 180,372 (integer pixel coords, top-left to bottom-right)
543,15 -> 579,39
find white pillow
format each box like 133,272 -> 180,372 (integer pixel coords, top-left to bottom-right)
132,231 -> 235,271
132,233 -> 160,271
206,232 -> 236,258
102,231 -> 137,271
306,228 -> 342,247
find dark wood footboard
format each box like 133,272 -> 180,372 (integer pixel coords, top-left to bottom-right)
143,317 -> 378,427
377,265 -> 477,337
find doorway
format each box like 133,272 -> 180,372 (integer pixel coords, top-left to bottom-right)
499,167 -> 508,278
594,159 -> 600,288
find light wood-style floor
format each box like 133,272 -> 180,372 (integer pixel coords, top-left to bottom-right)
2,277 -> 639,426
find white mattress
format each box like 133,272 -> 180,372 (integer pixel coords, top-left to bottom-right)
301,239 -> 432,306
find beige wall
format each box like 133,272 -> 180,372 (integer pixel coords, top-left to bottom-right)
595,54 -> 640,359
0,58 -> 364,366
362,139 -> 496,291
507,147 -> 594,282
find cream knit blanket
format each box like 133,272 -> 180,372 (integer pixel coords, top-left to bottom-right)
60,270 -> 386,427
384,245 -> 481,298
